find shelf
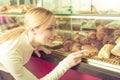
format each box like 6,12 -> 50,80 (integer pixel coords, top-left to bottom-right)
55,14 -> 120,20
0,13 -> 25,17
1,13 -> 120,20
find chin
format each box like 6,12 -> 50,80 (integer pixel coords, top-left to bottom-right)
42,42 -> 52,46
41,40 -> 53,46
46,42 -> 52,46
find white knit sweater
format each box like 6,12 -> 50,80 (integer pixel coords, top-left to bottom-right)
0,32 -> 71,80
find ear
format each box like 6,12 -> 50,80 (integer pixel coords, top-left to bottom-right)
30,28 -> 36,35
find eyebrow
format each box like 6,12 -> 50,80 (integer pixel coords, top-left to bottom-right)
48,24 -> 56,26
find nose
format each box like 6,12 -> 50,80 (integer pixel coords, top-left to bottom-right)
54,29 -> 57,37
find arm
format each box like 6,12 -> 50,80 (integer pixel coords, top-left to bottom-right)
40,58 -> 71,80
1,50 -> 84,80
40,50 -> 86,80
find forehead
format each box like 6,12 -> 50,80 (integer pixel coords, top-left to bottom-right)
49,17 -> 56,25
41,17 -> 56,29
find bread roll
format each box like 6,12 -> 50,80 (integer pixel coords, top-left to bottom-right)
71,42 -> 81,52
73,32 -> 80,43
96,32 -> 105,41
81,45 -> 98,57
87,30 -> 97,40
90,40 -> 103,50
103,35 -> 115,45
63,39 -> 72,52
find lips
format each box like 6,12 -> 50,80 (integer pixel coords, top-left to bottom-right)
48,38 -> 55,42
49,36 -> 56,41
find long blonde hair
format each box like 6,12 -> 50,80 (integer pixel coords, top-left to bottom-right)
0,7 -> 54,44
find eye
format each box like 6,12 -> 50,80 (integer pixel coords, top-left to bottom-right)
54,26 -> 57,29
47,26 -> 54,31
47,25 -> 56,31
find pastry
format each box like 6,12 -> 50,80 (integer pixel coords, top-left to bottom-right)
71,42 -> 81,52
98,44 -> 114,58
63,38 -> 73,52
81,45 -> 98,57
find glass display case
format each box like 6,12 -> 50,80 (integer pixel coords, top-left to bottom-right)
51,15 -> 120,80
0,0 -> 120,79
55,14 -> 120,38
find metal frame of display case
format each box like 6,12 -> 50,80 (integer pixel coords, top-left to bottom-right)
55,14 -> 120,20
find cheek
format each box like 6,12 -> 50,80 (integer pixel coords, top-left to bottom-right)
39,32 -> 51,42
42,32 -> 50,38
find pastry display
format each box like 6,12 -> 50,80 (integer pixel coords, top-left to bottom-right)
1,1 -> 120,73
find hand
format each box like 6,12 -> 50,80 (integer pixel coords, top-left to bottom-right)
34,46 -> 51,57
63,50 -> 87,67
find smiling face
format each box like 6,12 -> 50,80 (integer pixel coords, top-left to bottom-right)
33,17 -> 57,46
24,7 -> 57,48
31,17 -> 57,46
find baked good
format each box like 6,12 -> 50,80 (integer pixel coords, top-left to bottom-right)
81,45 -> 98,57
90,40 -> 103,50
71,42 -> 81,52
115,37 -> 120,44
96,25 -> 107,32
103,35 -> 115,45
0,6 -> 7,12
73,32 -> 81,43
63,38 -> 73,52
111,42 -> 120,56
96,32 -> 106,41
98,44 -> 114,58
114,29 -> 120,40
80,36 -> 90,45
87,30 -> 97,40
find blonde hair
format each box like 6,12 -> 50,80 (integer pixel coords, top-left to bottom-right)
0,7 -> 54,44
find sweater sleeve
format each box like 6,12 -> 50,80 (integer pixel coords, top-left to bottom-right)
1,51 -> 39,80
40,59 -> 71,80
1,50 -> 71,80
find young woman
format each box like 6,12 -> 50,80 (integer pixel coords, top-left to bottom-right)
0,7 -> 85,80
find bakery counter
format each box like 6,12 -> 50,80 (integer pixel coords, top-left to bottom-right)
33,51 -> 120,80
